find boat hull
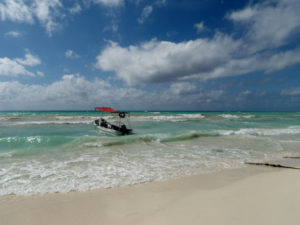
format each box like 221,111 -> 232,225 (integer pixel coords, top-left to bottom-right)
96,125 -> 121,136
94,120 -> 132,136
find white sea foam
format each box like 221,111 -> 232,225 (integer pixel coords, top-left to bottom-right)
0,136 -> 45,144
243,115 -> 255,118
135,114 -> 205,122
10,120 -> 93,126
6,116 -> 115,126
0,137 -> 285,196
26,136 -> 43,144
220,114 -> 255,119
219,126 -> 300,136
0,111 -> 298,196
4,114 -> 205,126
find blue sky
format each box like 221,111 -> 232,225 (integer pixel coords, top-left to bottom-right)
0,0 -> 300,111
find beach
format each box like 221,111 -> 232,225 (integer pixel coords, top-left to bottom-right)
1,161 -> 300,225
1,0 -> 300,223
1,111 -> 300,224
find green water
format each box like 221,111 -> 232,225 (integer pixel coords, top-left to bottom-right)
0,111 -> 300,195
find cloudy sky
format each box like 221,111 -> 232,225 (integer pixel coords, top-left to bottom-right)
0,0 -> 300,111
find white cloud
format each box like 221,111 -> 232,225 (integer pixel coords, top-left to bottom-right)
96,37 -> 300,85
15,53 -> 41,66
0,57 -> 34,77
37,71 -> 45,77
228,0 -> 300,51
281,86 -> 300,96
194,22 -> 205,33
69,3 -> 82,15
162,82 -> 224,105
96,0 -> 300,85
0,53 -> 41,77
0,74 -> 227,110
4,30 -> 21,38
65,50 -> 80,59
138,5 -> 153,24
0,0 -> 65,36
96,36 -> 240,85
92,0 -> 124,7
168,82 -> 197,96
0,0 -> 125,36
32,0 -> 63,36
0,74 -> 151,110
137,0 -> 166,24
0,0 -> 34,23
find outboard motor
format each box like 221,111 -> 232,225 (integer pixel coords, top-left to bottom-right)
120,125 -> 130,135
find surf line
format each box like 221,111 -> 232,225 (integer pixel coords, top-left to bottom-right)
245,162 -> 300,170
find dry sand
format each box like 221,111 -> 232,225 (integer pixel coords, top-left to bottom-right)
1,163 -> 300,225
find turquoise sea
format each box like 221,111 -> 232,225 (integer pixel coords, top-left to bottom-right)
1,111 -> 300,196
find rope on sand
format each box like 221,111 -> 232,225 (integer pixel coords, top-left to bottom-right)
283,156 -> 300,159
245,162 -> 300,170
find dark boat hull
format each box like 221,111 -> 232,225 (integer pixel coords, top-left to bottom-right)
94,119 -> 132,135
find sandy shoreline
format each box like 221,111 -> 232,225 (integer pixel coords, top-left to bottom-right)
1,161 -> 300,225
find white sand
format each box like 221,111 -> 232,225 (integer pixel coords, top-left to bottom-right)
1,165 -> 300,225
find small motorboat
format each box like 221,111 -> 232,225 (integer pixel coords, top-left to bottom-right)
94,107 -> 132,135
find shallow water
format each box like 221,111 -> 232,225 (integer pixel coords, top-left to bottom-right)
0,111 -> 300,195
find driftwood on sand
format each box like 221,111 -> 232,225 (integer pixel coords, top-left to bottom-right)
283,156 -> 300,159
245,162 -> 300,170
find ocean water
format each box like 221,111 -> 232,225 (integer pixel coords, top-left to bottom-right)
0,111 -> 300,196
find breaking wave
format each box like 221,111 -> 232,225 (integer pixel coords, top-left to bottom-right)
1,111 -> 300,196
220,114 -> 255,119
218,126 -> 300,136
2,114 -> 206,126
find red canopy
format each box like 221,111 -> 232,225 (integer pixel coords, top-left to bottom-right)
95,107 -> 119,113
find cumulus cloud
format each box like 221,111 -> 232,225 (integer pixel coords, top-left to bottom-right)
161,82 -> 224,106
228,0 -> 300,51
96,0 -> 300,85
95,36 -> 239,85
65,50 -> 80,59
0,53 -> 41,77
0,74 -> 152,110
168,82 -> 197,96
0,74 -> 229,110
0,58 -> 34,77
0,72 -> 295,111
4,30 -> 21,38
